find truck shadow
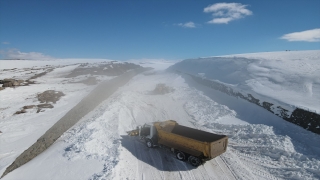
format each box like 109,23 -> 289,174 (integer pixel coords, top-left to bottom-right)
120,135 -> 196,171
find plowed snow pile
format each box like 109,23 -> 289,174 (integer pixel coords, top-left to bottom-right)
1,51 -> 320,180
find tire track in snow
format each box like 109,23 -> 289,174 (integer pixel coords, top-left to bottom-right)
208,158 -> 232,180
220,155 -> 239,180
134,141 -> 162,180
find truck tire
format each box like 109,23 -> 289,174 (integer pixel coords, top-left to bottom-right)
188,156 -> 201,167
175,151 -> 186,161
146,139 -> 153,148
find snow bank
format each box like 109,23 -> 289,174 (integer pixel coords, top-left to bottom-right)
169,50 -> 320,114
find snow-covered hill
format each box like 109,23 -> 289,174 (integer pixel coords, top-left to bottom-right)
0,51 -> 320,180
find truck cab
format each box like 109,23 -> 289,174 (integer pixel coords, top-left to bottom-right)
138,123 -> 158,147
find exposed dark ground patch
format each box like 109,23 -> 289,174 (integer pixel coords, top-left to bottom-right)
37,90 -> 65,104
29,68 -> 53,79
0,79 -> 26,88
14,104 -> 54,115
14,90 -> 64,115
153,83 -> 175,95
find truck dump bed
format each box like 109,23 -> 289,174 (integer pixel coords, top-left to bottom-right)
155,120 -> 228,160
171,124 -> 226,142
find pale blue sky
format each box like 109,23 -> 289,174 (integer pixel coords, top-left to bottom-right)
0,0 -> 319,60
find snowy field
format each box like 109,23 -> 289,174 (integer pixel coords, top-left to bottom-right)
0,51 -> 320,180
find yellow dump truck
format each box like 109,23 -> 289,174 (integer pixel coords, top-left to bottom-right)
127,120 -> 228,166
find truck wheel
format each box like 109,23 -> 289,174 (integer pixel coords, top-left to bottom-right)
176,151 -> 186,161
188,156 -> 201,167
146,139 -> 153,148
